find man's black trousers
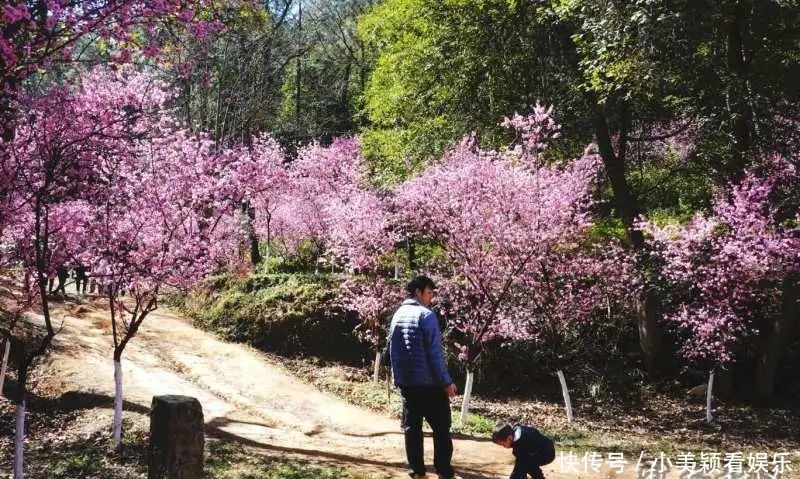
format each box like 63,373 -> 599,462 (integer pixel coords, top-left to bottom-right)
400,386 -> 454,478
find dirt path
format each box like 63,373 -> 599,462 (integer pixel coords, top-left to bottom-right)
43,299 -> 640,479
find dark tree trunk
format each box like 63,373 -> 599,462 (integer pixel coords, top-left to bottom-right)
593,104 -> 664,373
243,202 -> 261,266
724,0 -> 753,179
754,274 -> 799,401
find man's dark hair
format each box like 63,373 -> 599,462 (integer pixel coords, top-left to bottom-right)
492,424 -> 514,442
406,275 -> 436,297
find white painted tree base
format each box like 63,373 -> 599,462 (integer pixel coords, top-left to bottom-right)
706,369 -> 715,423
0,339 -> 10,397
373,351 -> 381,383
14,399 -> 25,479
557,370 -> 574,422
458,370 -> 474,426
113,360 -> 123,450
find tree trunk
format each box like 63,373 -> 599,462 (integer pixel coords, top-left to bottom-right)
715,365 -> 733,397
754,275 -> 799,401
13,359 -> 29,479
556,370 -> 574,422
246,203 -> 261,266
264,215 -> 272,273
0,338 -> 9,396
458,370 -> 474,426
294,0 -> 303,133
725,0 -> 753,178
113,359 -> 123,451
14,397 -> 25,479
373,351 -> 381,383
635,289 -> 663,374
406,239 -> 415,272
593,106 -> 663,372
706,368 -> 715,423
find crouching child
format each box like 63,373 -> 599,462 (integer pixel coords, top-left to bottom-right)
492,423 -> 555,479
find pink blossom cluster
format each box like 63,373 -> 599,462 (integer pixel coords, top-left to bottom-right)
276,138 -> 394,272
500,102 -> 562,165
340,276 -> 404,349
643,158 -> 800,364
0,0 -> 239,99
394,106 -> 616,364
0,67 -> 270,311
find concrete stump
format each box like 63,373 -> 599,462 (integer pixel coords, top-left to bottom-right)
148,395 -> 204,479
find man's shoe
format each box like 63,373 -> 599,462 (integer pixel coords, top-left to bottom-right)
411,475 -> 427,479
438,476 -> 463,479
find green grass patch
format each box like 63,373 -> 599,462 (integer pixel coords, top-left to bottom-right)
451,411 -> 494,437
31,430 -> 148,479
51,448 -> 99,477
182,272 -> 365,362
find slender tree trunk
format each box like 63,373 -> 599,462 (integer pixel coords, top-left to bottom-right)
340,60 -> 353,129
706,368 -> 715,423
458,370 -> 474,426
14,397 -> 25,479
0,338 -> 9,396
715,365 -> 733,397
373,350 -> 381,383
13,358 -> 29,479
294,0 -> 303,135
386,365 -> 392,399
109,293 -> 153,452
113,357 -> 123,450
593,105 -> 663,373
264,213 -> 272,272
754,275 -> 799,400
243,202 -> 261,266
725,0 -> 753,177
556,370 -> 574,423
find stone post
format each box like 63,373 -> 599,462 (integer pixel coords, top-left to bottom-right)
148,395 -> 204,479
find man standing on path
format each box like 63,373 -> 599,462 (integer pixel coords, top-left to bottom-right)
388,275 -> 460,479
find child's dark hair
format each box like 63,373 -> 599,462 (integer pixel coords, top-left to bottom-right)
406,275 -> 436,296
492,423 -> 514,442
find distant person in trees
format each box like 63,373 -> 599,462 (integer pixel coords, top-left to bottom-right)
387,275 -> 460,479
49,266 -> 69,295
492,423 -> 556,479
74,264 -> 88,295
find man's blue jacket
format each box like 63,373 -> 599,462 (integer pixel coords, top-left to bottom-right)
387,299 -> 453,388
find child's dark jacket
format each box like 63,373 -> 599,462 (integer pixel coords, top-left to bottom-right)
510,424 -> 555,479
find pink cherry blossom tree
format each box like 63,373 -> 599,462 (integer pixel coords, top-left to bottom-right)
277,138 -> 393,273
395,106 -> 603,422
68,72 -> 270,447
0,66 -> 160,477
644,157 -> 799,416
340,276 -> 404,382
510,241 -> 637,421
86,120 -> 248,449
0,0 -> 231,141
228,135 -> 289,269
500,101 -> 562,165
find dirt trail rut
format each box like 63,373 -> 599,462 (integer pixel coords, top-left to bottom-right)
45,300 -> 636,479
